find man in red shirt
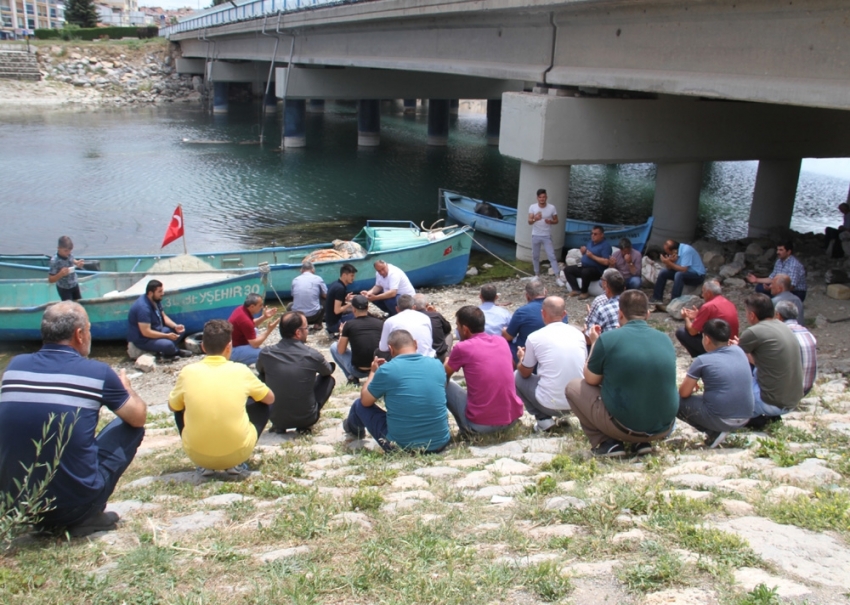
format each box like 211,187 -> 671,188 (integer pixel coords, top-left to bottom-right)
675,279 -> 739,358
228,293 -> 279,365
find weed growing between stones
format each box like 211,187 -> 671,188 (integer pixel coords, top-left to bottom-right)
754,437 -> 813,467
350,488 -> 384,511
542,454 -> 601,481
520,560 -> 573,601
759,489 -> 850,534
672,524 -> 760,567
732,583 -> 782,605
617,541 -> 684,593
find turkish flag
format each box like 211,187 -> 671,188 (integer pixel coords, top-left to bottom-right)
161,205 -> 184,248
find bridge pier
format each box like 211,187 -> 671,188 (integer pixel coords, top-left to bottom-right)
283,99 -> 307,148
264,86 -> 278,109
649,162 -> 704,247
449,99 -> 459,115
357,99 -> 381,147
403,99 -> 417,114
427,99 -> 450,146
486,99 -> 501,146
212,82 -> 229,113
308,99 -> 325,113
514,162 -> 571,263
748,159 -> 801,238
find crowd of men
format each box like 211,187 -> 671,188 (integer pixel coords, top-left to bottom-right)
0,228 -> 819,538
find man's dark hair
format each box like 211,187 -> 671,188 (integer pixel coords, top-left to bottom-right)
340,263 -> 357,276
619,237 -> 632,250
702,318 -> 731,344
778,240 -> 794,252
387,329 -> 415,350
480,284 -> 498,303
619,289 -> 648,320
456,305 -> 485,334
243,293 -> 263,309
397,294 -> 415,311
203,319 -> 233,355
601,269 -> 625,296
592,225 -> 605,234
667,240 -> 681,252
744,293 -> 774,321
279,311 -> 305,339
145,279 -> 163,295
42,301 -> 86,343
536,188 -> 546,196
57,235 -> 73,249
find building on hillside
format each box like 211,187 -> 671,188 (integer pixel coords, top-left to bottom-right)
1,0 -> 64,39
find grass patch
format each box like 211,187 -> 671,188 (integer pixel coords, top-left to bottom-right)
617,541 -> 684,593
462,252 -> 535,286
673,524 -> 760,567
732,583 -> 782,605
350,488 -> 384,511
753,437 -> 813,467
542,454 -> 601,481
759,489 -> 850,533
524,475 -> 558,496
521,561 -> 573,602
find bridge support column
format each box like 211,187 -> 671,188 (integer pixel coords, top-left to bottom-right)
403,99 -> 416,114
212,82 -> 228,113
427,99 -> 450,146
449,99 -> 459,115
747,159 -> 801,238
515,162 -> 571,263
486,99 -> 501,146
308,99 -> 325,113
357,99 -> 381,147
283,99 -> 307,148
649,162 -> 703,247
264,86 -> 277,109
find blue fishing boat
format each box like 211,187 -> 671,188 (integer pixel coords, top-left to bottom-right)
0,270 -> 266,341
0,221 -> 473,300
440,189 -> 654,252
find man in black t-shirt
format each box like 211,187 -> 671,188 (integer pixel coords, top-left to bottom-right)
331,295 -> 384,384
325,263 -> 357,338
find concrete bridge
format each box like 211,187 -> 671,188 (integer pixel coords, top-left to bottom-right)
165,0 -> 850,257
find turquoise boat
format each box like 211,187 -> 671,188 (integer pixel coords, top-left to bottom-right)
0,271 -> 265,341
0,221 -> 473,300
440,189 -> 654,252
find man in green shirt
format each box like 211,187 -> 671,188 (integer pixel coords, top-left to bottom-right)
566,290 -> 678,457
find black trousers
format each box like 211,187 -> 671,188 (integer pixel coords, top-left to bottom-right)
564,266 -> 602,293
174,399 -> 270,439
675,326 -> 706,358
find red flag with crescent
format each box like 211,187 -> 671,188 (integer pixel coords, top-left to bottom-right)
161,205 -> 184,248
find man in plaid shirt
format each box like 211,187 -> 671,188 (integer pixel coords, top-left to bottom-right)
775,300 -> 817,395
584,269 -> 625,340
746,240 -> 807,301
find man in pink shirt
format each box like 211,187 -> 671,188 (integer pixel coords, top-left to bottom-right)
444,306 -> 523,435
676,280 -> 740,358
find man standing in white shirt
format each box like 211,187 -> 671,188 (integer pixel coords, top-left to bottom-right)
362,260 -> 415,317
377,294 -> 435,358
291,261 -> 327,331
528,189 -> 563,283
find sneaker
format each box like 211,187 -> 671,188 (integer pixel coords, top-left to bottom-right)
67,511 -> 120,538
226,462 -> 250,475
342,418 -> 366,439
198,467 -> 216,477
296,427 -> 313,435
347,377 -> 361,386
177,349 -> 193,358
704,431 -> 728,449
634,442 -> 653,455
533,418 -> 556,433
591,438 -> 626,458
555,278 -> 566,287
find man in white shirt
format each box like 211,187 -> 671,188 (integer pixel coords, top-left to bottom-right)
362,260 -> 415,317
291,261 -> 327,330
528,189 -> 562,282
478,284 -> 512,336
515,296 -> 587,432
377,294 -> 435,358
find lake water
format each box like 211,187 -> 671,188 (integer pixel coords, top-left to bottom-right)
1,101 -> 849,257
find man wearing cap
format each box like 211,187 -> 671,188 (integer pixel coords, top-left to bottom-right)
331,295 -> 384,385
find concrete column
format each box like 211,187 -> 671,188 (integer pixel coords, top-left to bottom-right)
212,82 -> 228,113
747,159 -> 802,238
251,81 -> 264,97
649,162 -> 703,246
357,99 -> 381,147
307,99 -> 325,113
403,99 -> 416,114
427,99 -> 450,146
515,162 -> 571,262
486,99 -> 502,146
449,99 -> 460,115
264,86 -> 277,109
283,99 -> 306,148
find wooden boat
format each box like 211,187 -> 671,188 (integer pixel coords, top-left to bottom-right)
440,189 -> 654,252
0,270 -> 265,341
0,221 -> 473,300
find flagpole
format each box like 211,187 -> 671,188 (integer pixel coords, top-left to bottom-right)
180,204 -> 188,256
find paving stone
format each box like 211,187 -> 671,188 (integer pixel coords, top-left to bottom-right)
474,522 -> 502,532
318,487 -> 354,500
345,439 -> 382,452
715,478 -> 768,496
167,510 -> 226,533
495,552 -> 561,567
641,588 -> 714,604
385,490 -> 435,502
733,567 -> 812,598
304,455 -> 353,470
201,493 -> 253,506
556,480 -> 577,492
567,560 -> 619,577
519,452 -> 556,465
381,499 -> 422,512
660,489 -> 713,501
486,458 -> 533,475
418,514 -> 443,523
455,470 -> 493,489
766,458 -> 842,484
615,514 -> 635,527
136,433 -> 180,457
765,485 -> 810,501
413,466 -> 461,478
827,422 -> 850,435
605,471 -> 646,484
124,471 -> 206,488
497,475 -> 534,486
390,475 -> 429,490
612,528 -> 647,544
513,438 -> 565,453
663,461 -> 715,476
665,474 -> 722,489
255,546 -> 310,563
543,496 -> 587,511
468,442 -> 525,458
715,516 -> 850,589
529,524 -> 580,539
720,499 -> 755,516
329,512 -> 372,531
473,484 -> 526,499
292,444 -> 336,457
307,467 -> 349,480
489,495 -> 514,505
256,431 -> 300,446
106,500 -> 159,517
703,464 -> 740,477
444,458 -> 483,469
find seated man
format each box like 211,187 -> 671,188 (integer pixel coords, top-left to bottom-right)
564,225 -> 612,300
478,284 -> 512,336
608,237 -> 643,290
413,293 -> 453,362
678,319 -> 754,449
515,296 -> 587,432
824,202 -> 850,258
566,290 -> 678,457
169,319 -> 274,474
257,312 -> 336,433
362,260 -> 415,317
325,263 -> 358,339
503,279 -> 546,364
343,329 -> 450,453
746,240 -> 807,301
331,295 -> 384,385
651,239 -> 706,302
378,294 -> 435,358
444,306 -> 523,435
775,300 -> 817,396
0,301 -> 147,537
675,279 -> 739,358
735,293 -> 803,427
770,273 -> 805,326
291,261 -> 327,330
127,279 -> 191,358
228,293 -> 280,366
584,268 -> 625,338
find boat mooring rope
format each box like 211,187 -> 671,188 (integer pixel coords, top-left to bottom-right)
257,261 -> 288,310
460,230 -> 534,277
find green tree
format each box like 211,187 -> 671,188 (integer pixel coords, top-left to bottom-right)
64,0 -> 98,28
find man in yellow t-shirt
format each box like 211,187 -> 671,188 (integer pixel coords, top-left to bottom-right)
169,319 -> 275,475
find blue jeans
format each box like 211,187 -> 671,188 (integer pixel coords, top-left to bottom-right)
445,380 -> 516,434
678,395 -> 748,434
345,399 -> 448,453
373,296 -> 400,317
626,275 -> 642,289
131,327 -> 185,357
653,269 -> 705,300
230,344 -> 260,366
752,372 -> 791,418
329,345 -> 370,381
326,312 -> 354,337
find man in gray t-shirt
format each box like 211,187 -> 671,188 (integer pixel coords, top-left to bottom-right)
291,261 -> 328,329
678,318 -> 754,448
